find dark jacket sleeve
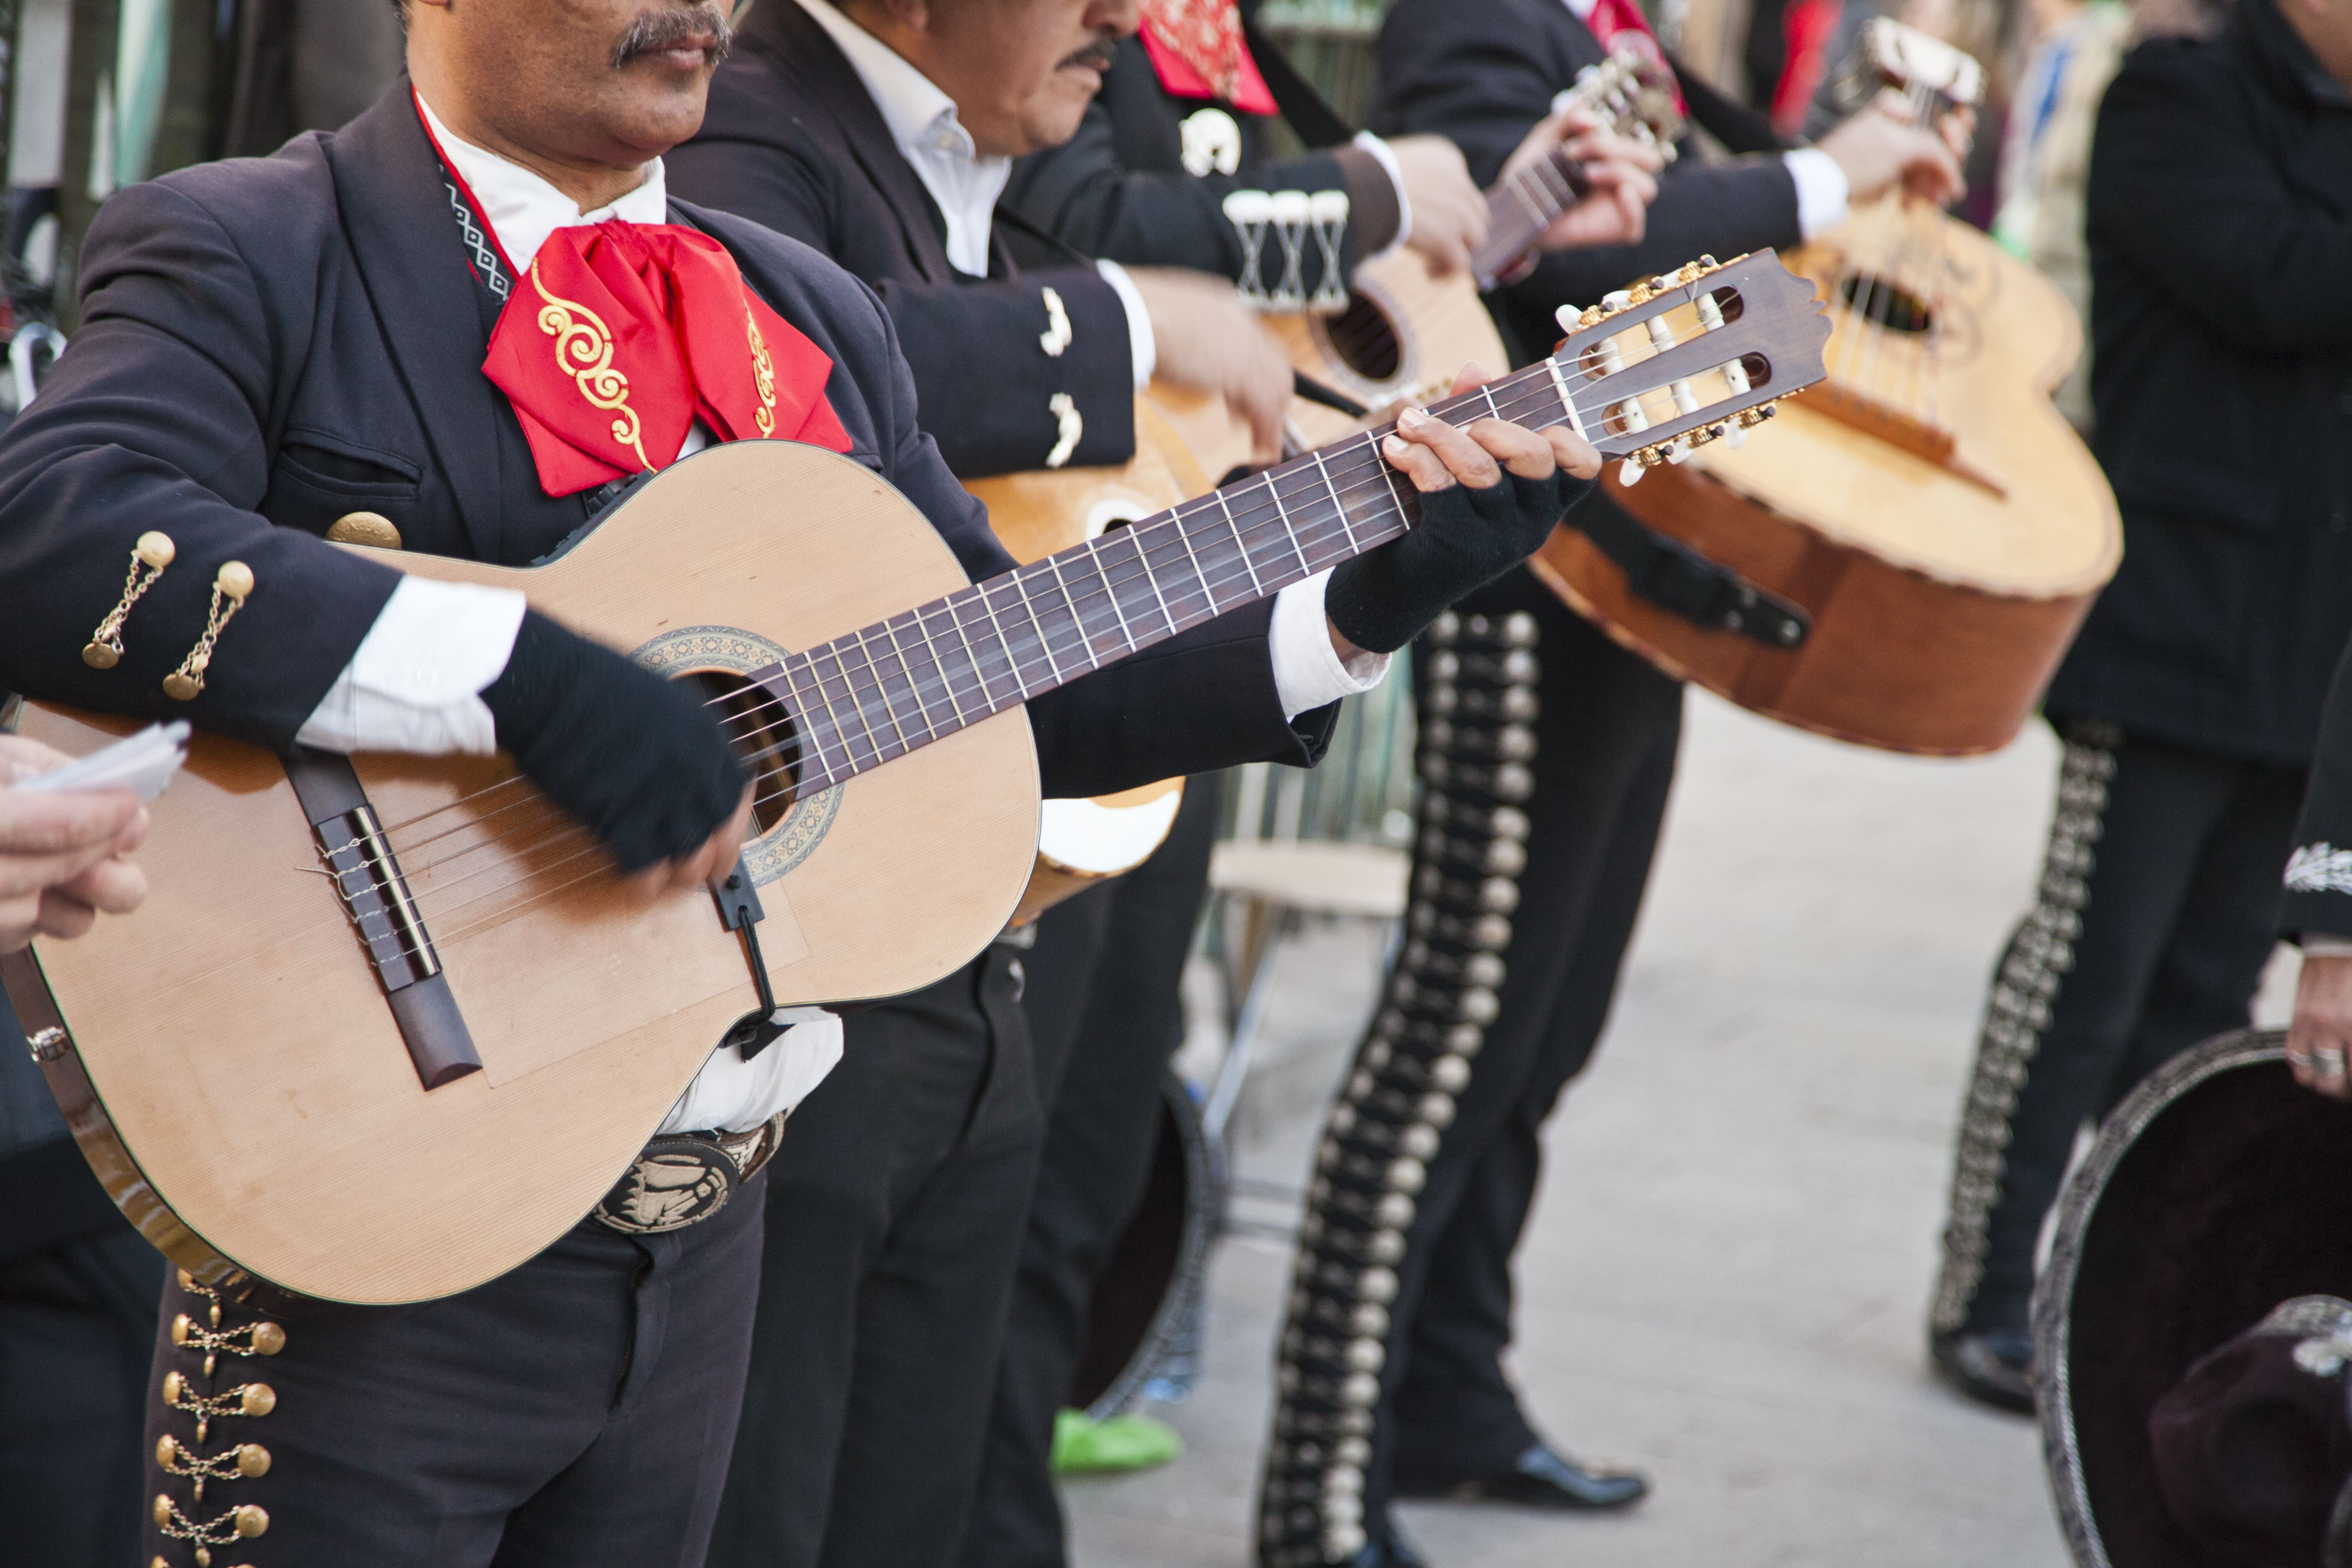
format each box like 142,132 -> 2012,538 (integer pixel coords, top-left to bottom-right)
665,132 -> 1137,478
1377,0 -> 1803,320
0,178 -> 399,748
1000,43 -> 1396,288
2283,638 -> 2352,941
2087,43 -> 2352,352
850,269 -> 1333,795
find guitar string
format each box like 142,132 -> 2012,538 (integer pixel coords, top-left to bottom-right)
362,367 -> 1758,967
366,284 -> 1765,896
377,322 -> 1745,894
376,356 -> 1728,922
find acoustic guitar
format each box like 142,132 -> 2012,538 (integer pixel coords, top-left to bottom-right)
1536,18 -> 2122,756
1270,49 -> 1687,454
963,397 -> 1210,924
2,250 -> 1823,1305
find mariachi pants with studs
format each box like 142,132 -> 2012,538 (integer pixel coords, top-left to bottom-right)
141,1169 -> 767,1568
1257,571 -> 1685,1567
1929,719 -> 2306,1341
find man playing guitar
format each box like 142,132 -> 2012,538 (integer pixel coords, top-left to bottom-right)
0,2 -> 1594,1563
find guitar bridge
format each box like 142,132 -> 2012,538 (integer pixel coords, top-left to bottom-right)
284,749 -> 482,1090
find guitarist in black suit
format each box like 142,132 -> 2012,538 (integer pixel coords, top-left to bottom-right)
957,13 -> 1661,1568
0,2 -> 1592,1563
1233,5 -> 1972,1563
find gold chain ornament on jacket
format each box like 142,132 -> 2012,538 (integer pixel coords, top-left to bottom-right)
152,1271 -> 281,1568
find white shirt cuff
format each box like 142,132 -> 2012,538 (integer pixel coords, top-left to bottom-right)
1783,148 -> 1851,241
1353,131 -> 1410,257
1269,571 -> 1390,719
293,576 -> 529,756
658,1010 -> 845,1134
2305,936 -> 2352,957
1097,259 -> 1157,389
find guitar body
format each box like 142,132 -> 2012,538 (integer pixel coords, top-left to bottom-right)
1269,253 -> 1511,451
1537,214 -> 2121,756
10,441 -> 1041,1304
962,397 -> 1202,921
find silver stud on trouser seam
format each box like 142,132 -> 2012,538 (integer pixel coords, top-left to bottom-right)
1254,611 -> 1542,1565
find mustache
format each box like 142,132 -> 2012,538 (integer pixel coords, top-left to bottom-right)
612,5 -> 736,68
1057,33 -> 1119,71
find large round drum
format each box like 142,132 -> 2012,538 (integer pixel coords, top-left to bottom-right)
1070,1072 -> 1226,1418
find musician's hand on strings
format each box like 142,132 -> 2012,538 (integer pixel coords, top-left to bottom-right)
480,610 -> 751,899
2288,953 -> 2352,1101
1816,102 -> 1966,209
0,737 -> 150,952
1503,109 -> 1663,253
1386,135 -> 1489,278
1130,268 -> 1292,466
1325,364 -> 1599,656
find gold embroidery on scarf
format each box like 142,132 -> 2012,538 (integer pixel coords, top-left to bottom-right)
746,307 -> 779,438
530,263 -> 652,470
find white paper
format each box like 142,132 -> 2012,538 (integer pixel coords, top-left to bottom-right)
15,721 -> 190,803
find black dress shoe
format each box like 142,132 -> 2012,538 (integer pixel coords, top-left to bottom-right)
1931,1327 -> 2036,1414
1403,1442 -> 1650,1511
1346,1517 -> 1430,1568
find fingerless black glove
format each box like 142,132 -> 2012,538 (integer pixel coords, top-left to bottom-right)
1325,467 -> 1594,655
480,610 -> 747,875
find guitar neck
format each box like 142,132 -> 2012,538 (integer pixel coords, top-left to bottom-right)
774,364 -> 1573,795
756,248 -> 1823,799
1473,149 -> 1594,292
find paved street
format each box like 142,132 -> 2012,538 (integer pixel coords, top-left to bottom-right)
1066,689 -> 2297,1568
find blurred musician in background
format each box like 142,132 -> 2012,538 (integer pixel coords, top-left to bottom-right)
1931,0 -> 2352,1412
1237,3 -> 1968,1560
961,14 -> 1658,1568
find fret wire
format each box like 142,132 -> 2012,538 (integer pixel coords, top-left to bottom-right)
1309,448 -> 1360,554
1020,558 -> 1088,677
983,573 -> 1051,696
772,659 -> 842,784
1368,429 -> 1417,524
790,649 -> 872,774
1123,524 -> 1181,637
941,587 -> 1009,711
1165,509 -> 1223,619
1053,547 -> 1124,664
1215,486 -> 1268,596
1504,169 -> 1552,229
906,603 -> 970,727
847,626 -> 914,754
878,614 -> 944,741
814,643 -> 886,768
1261,471 -> 1317,581
1088,533 -> 1149,650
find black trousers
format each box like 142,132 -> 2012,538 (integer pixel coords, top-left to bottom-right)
1376,578 -> 1684,1503
709,947 -> 1038,1568
143,1171 -> 769,1567
1932,719 -> 2306,1338
0,1222 -> 162,1567
954,780 -> 1225,1568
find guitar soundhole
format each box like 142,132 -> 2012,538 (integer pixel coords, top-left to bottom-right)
1323,291 -> 1404,383
684,670 -> 799,833
1839,275 -> 1934,335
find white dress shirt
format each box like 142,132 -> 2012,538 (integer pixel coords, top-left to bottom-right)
1557,0 -> 1851,238
290,98 -> 1387,1131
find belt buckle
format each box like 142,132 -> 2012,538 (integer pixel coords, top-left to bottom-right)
593,1113 -> 786,1235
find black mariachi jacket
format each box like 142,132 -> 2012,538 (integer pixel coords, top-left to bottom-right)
666,0 -> 1138,480
996,5 -> 1400,293
2049,0 -> 2352,767
0,87 -> 1327,800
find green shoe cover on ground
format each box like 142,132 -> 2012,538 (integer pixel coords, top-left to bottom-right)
1051,1409 -> 1184,1475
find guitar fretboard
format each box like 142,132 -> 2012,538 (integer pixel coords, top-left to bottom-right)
1475,150 -> 1593,291
764,363 -> 1579,794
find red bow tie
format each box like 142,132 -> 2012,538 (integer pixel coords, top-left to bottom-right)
483,222 -> 852,498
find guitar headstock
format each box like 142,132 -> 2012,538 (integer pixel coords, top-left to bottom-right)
1554,45 -> 1687,163
1547,251 -> 1830,479
1862,16 -> 1984,110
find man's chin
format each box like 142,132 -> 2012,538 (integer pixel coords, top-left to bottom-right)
1020,83 -> 1100,153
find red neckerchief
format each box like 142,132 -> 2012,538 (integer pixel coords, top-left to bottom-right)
1138,0 -> 1278,116
417,94 -> 852,498
1580,0 -> 1688,115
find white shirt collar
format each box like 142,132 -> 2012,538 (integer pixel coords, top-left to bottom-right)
790,0 -> 1010,276
1563,0 -> 1601,20
416,93 -> 671,274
